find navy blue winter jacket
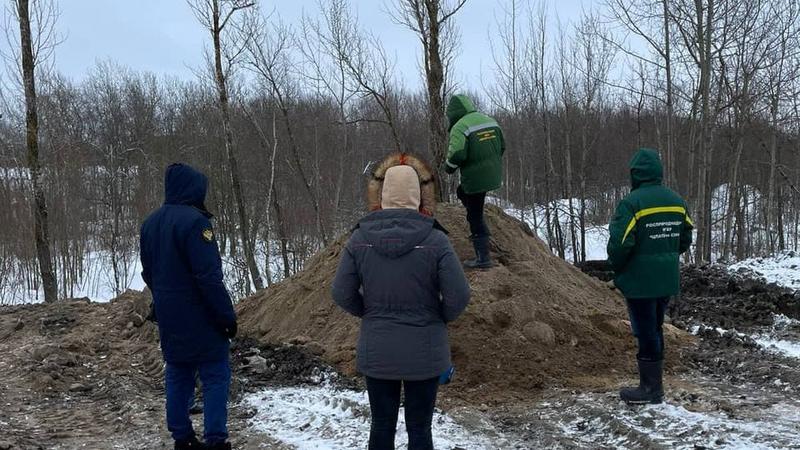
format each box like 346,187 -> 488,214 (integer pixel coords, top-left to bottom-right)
332,209 -> 471,380
140,163 -> 236,363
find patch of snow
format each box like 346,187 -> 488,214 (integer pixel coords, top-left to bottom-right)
494,197 -> 610,261
752,338 -> 800,359
243,384 -> 517,450
694,316 -> 800,361
729,251 -> 800,292
554,393 -> 800,449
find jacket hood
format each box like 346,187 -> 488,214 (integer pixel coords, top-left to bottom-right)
164,163 -> 209,213
629,148 -> 663,189
357,209 -> 434,259
368,152 -> 437,216
447,94 -> 476,130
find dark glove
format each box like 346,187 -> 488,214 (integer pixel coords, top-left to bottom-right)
444,163 -> 457,174
224,321 -> 237,339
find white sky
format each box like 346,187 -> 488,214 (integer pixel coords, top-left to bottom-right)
13,0 -> 593,90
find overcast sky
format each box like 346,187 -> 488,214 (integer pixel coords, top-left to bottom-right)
17,0 -> 592,90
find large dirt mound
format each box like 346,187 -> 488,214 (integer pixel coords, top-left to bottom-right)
237,204 -> 685,403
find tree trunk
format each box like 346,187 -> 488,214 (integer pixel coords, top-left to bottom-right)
18,0 -> 57,303
694,0 -> 714,263
423,0 -> 449,201
211,0 -> 263,291
662,0 -> 677,189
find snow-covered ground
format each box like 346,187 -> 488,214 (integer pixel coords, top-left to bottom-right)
244,383 -> 518,449
0,251 -> 146,304
491,197 -> 610,261
729,251 -> 800,291
691,314 -> 800,362
753,314 -> 800,359
549,392 -> 800,450
0,238 -> 294,304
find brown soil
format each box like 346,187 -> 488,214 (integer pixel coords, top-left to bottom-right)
0,292 -> 327,449
237,203 -> 690,404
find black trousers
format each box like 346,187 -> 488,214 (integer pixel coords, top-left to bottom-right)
365,376 -> 439,450
456,186 -> 489,238
626,297 -> 670,361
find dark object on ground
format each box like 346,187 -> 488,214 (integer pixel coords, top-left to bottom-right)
576,260 -> 614,282
174,436 -> 205,449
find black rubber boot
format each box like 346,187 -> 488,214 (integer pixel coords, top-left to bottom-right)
464,235 -> 494,269
175,436 -> 205,450
206,443 -> 232,450
620,359 -> 664,404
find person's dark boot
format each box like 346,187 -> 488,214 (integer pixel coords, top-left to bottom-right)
464,235 -> 494,269
174,436 -> 205,450
205,443 -> 232,450
620,359 -> 664,404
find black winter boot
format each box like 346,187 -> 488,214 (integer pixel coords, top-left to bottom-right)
620,359 -> 664,404
174,436 -> 205,450
464,235 -> 494,269
205,443 -> 232,450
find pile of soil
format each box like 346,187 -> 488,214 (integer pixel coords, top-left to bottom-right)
671,264 -> 800,330
237,204 -> 689,404
664,264 -> 800,388
0,292 -> 335,449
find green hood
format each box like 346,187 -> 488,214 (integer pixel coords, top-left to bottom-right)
629,148 -> 663,189
447,95 -> 476,130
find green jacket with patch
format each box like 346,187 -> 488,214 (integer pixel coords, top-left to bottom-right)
445,95 -> 505,194
607,149 -> 694,299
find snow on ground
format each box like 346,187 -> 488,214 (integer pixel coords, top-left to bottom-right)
550,392 -> 800,450
691,314 -> 800,361
752,314 -> 800,359
490,197 -> 610,261
0,251 -> 145,304
243,384 -> 518,450
729,251 -> 800,291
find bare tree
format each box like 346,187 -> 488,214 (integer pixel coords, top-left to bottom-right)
187,0 -> 263,291
243,12 -> 330,245
391,0 -> 467,199
8,0 -> 60,302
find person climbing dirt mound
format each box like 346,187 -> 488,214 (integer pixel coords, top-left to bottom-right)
237,203 -> 689,404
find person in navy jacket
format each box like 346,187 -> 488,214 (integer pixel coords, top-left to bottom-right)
140,163 -> 236,450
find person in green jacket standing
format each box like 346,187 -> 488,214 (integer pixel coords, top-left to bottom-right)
607,148 -> 693,404
444,94 -> 505,269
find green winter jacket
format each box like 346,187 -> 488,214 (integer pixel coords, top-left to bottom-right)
445,95 -> 505,194
607,149 -> 693,299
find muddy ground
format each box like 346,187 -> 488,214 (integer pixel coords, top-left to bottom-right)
0,292 -> 348,449
1,264 -> 799,449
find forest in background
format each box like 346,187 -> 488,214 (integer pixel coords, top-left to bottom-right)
1,0 -> 800,302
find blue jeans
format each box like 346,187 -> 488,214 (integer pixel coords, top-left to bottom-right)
626,297 -> 670,361
366,377 -> 439,450
165,358 -> 231,444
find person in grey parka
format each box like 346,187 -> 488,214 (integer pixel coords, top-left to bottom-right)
332,153 -> 471,450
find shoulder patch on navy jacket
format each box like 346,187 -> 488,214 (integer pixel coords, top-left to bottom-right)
202,228 -> 215,242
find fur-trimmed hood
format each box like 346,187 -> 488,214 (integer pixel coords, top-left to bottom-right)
367,153 -> 437,216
